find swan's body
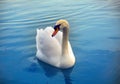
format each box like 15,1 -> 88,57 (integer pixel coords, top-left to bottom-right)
36,20 -> 75,69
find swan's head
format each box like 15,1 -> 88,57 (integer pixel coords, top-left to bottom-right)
52,19 -> 69,37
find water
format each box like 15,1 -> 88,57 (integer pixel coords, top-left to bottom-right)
0,0 -> 120,84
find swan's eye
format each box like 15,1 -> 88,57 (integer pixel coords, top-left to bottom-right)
54,24 -> 61,30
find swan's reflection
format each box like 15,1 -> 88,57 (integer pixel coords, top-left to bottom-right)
37,59 -> 74,84
61,67 -> 73,84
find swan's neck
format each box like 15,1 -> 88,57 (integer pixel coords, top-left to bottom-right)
62,27 -> 69,56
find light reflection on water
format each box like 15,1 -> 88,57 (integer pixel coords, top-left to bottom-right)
0,0 -> 120,84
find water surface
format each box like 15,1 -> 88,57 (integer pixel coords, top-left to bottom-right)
0,0 -> 120,84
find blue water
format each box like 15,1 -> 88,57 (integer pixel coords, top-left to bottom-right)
0,0 -> 120,84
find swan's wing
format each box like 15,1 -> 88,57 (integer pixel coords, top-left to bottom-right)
43,26 -> 63,45
36,27 -> 61,59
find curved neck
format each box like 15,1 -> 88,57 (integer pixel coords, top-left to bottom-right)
62,27 -> 69,56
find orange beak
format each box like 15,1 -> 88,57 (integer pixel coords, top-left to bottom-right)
52,28 -> 59,37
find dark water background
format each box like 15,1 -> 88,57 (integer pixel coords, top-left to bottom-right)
0,0 -> 120,84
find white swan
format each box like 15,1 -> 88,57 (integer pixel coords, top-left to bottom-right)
36,19 -> 75,69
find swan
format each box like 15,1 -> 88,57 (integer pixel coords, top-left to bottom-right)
36,19 -> 75,69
